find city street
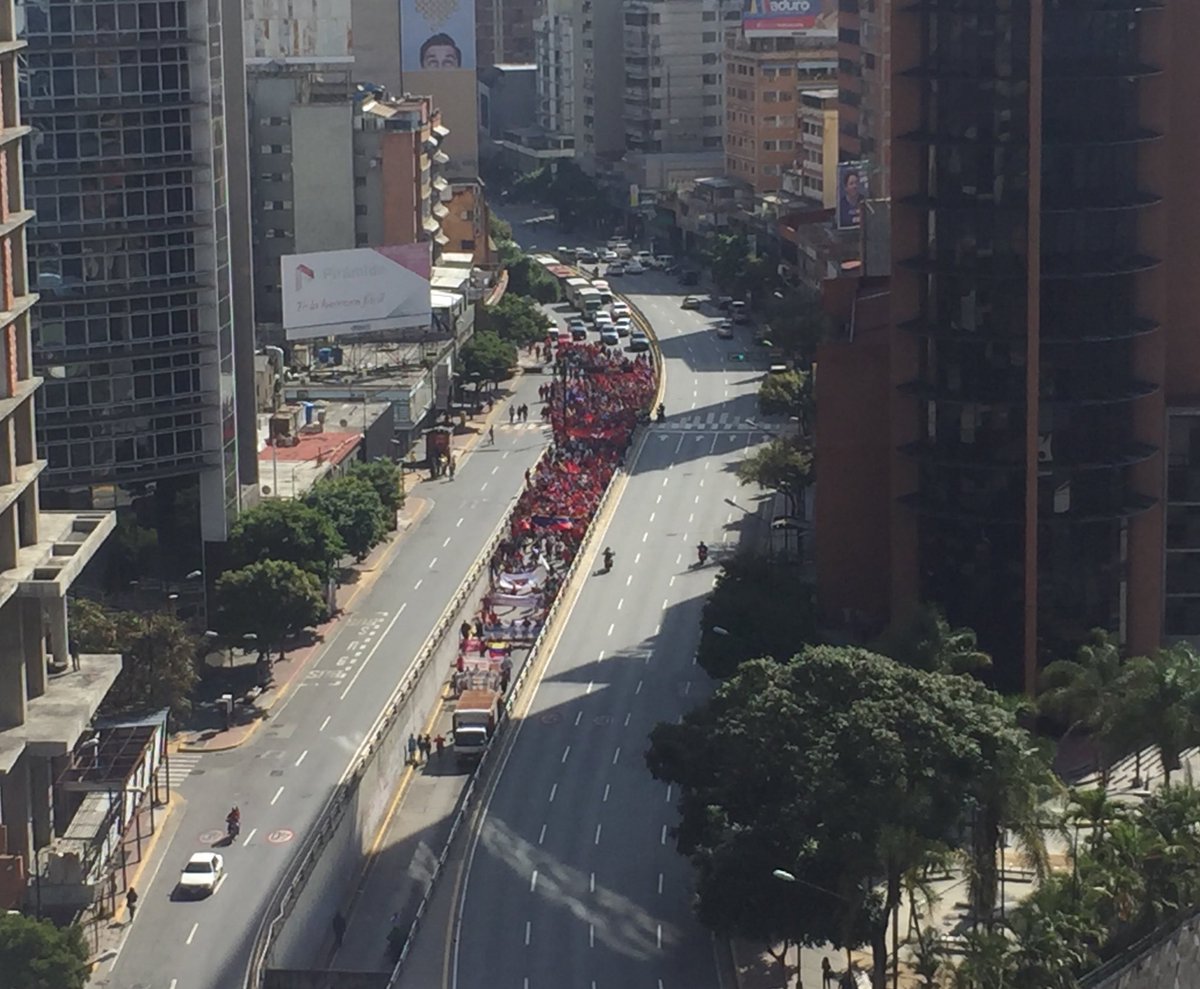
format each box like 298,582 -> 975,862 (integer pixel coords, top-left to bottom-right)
92,373 -> 552,989
446,220 -> 776,988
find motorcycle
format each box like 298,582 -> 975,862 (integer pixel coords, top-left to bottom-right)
697,543 -> 709,566
602,549 -> 615,573
226,807 -> 241,840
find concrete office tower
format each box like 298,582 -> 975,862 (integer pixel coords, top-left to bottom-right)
620,0 -> 740,192
18,0 -> 257,583
724,32 -> 836,194
837,0 -> 889,200
534,0 -> 575,139
577,0 -> 625,169
0,0 -> 118,888
815,1 -> 1200,693
477,0 -> 544,68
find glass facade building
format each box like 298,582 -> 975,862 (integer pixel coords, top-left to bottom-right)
16,0 -> 244,553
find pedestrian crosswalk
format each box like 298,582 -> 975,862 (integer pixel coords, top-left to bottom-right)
499,421 -> 549,431
168,751 -> 204,783
656,413 -> 767,432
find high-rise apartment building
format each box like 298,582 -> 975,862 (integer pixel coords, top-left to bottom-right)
477,0 -> 542,68
579,0 -> 625,168
816,1 -> 1200,692
0,0 -> 117,886
723,33 -> 836,194
836,0 -> 890,200
534,0 -> 575,139
18,0 -> 257,579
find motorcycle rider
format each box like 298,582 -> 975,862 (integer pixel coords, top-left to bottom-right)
603,547 -> 615,572
226,806 -> 241,837
697,541 -> 709,565
656,403 -> 666,422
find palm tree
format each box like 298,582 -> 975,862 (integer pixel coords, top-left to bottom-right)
1113,642 -> 1200,787
872,605 -> 991,677
1065,787 -> 1131,856
1037,629 -> 1126,782
948,930 -> 1014,989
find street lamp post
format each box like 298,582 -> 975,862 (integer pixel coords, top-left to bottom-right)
773,869 -> 857,989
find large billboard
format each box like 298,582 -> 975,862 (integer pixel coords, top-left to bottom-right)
742,0 -> 837,37
836,161 -> 868,230
281,245 -> 432,340
401,0 -> 476,71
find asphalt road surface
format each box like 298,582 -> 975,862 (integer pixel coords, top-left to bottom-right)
96,373 -> 551,989
452,211 -> 774,989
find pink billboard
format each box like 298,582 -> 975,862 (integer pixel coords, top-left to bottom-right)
742,0 -> 837,37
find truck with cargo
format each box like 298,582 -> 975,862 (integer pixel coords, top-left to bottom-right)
453,689 -> 501,765
564,277 -> 591,308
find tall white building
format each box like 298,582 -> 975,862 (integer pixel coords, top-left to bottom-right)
534,0 -> 575,138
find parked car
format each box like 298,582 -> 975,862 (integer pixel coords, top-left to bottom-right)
681,295 -> 702,310
715,320 -> 734,339
606,261 -> 627,276
626,260 -> 645,274
576,248 -> 598,263
178,852 -> 224,898
600,329 -> 620,346
614,317 -> 632,337
629,329 -> 650,352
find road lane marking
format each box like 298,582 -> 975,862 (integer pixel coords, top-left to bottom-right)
624,713 -> 631,726
657,924 -> 663,949
586,681 -> 594,695
603,783 -> 611,801
598,650 -> 605,660
590,924 -> 595,948
414,579 -> 423,590
457,517 -> 464,527
684,682 -> 692,695
607,623 -> 614,636
319,715 -> 331,732
549,783 -> 557,802
662,477 -> 669,487
666,784 -> 672,802
694,495 -> 700,504
502,451 -> 510,460
636,680 -> 643,694
243,828 -> 258,847
648,512 -> 655,523
561,745 -> 571,764
634,553 -> 641,564
186,923 -> 198,945
658,873 -> 664,894
611,748 -> 620,765
525,921 -> 531,945
492,465 -> 499,474
617,598 -> 624,610
590,872 -> 595,892
675,553 -> 681,565
669,576 -> 675,587
429,557 -> 438,569
656,494 -> 662,504
642,531 -> 648,543
594,824 -> 602,845
295,750 -> 308,767
481,482 -> 488,492
443,536 -> 452,547
170,981 -> 178,989
626,574 -> 632,586
661,825 -> 668,844
662,598 -> 669,610
271,786 -> 284,806
338,602 -> 408,701
699,478 -> 705,488
538,824 -> 547,845
654,623 -> 661,635
688,513 -> 694,523
574,711 -> 583,726
530,870 -> 538,892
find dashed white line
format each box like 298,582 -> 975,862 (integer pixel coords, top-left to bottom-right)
319,715 -> 332,732
590,924 -> 595,948
661,825 -> 668,844
636,680 -> 643,695
443,536 -> 452,547
590,872 -> 596,893
243,828 -> 258,847
624,713 -> 631,726
574,711 -> 583,726
414,579 -> 423,590
656,494 -> 662,504
666,784 -> 672,802
586,681 -> 594,695
549,783 -> 558,802
648,512 -> 656,523
626,574 -> 633,586
654,623 -> 661,635
694,495 -> 700,504
271,786 -> 284,806
634,552 -> 641,564
607,623 -> 614,636
611,748 -> 621,766
684,682 -> 692,695
662,598 -> 669,610
603,783 -> 611,801
481,482 -> 488,492
642,531 -> 648,543
530,870 -> 538,892
598,650 -> 605,661
658,873 -> 664,894
457,517 -> 464,527
538,824 -> 547,845
294,750 -> 308,767
525,921 -> 532,945
669,576 -> 676,587
561,745 -> 571,764
186,923 -> 199,945
594,824 -> 602,845
428,557 -> 438,569
492,465 -> 499,474
675,553 -> 682,565
657,924 -> 663,949
688,513 -> 694,524
699,478 -> 705,488
617,598 -> 624,610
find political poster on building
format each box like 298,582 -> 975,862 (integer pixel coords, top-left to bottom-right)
742,0 -> 837,38
401,0 -> 476,71
836,161 -> 868,230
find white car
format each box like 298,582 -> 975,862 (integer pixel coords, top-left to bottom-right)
629,329 -> 650,352
610,302 -> 631,319
614,317 -> 632,337
626,260 -> 645,274
600,329 -> 620,346
634,250 -> 654,266
178,852 -> 224,898
593,313 -> 614,331
601,249 -> 619,262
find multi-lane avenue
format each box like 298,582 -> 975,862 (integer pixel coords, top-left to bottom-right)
95,374 -> 551,989
448,224 -> 773,988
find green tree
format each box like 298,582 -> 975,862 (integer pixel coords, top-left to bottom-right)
69,599 -> 199,720
346,458 -> 404,519
695,554 -> 815,678
215,560 -> 326,661
305,475 -> 389,561
460,331 -> 518,388
0,914 -> 89,989
735,436 -> 813,516
707,232 -> 751,293
479,292 -> 553,348
872,604 -> 992,677
757,370 -> 815,435
505,256 -> 560,303
1114,642 -> 1200,786
229,499 -> 345,583
647,647 -> 1049,989
762,288 -> 830,363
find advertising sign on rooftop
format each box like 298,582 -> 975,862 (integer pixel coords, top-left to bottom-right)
742,0 -> 837,38
281,244 -> 432,340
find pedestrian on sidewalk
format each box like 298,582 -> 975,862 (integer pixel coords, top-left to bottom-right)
509,406 -> 516,424
332,911 -> 347,949
460,621 -> 471,642
822,957 -> 833,988
407,733 -> 418,765
126,886 -> 138,922
421,734 -> 433,759
449,455 -> 456,479
524,468 -> 531,486
434,734 -> 445,755
488,425 -> 495,445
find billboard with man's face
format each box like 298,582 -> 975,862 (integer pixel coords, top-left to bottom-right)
402,0 -> 476,71
742,0 -> 836,38
836,161 -> 868,230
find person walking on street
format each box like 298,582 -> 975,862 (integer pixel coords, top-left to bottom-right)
448,454 -> 456,479
126,886 -> 138,922
488,425 -> 495,445
434,734 -> 446,755
822,957 -> 833,988
509,406 -> 516,424
422,734 -> 433,760
332,911 -> 347,950
407,733 -> 418,765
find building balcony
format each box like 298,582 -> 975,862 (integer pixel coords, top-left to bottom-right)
1041,315 -> 1159,344
1043,59 -> 1162,81
900,437 -> 1158,472
1042,124 -> 1163,148
1041,251 -> 1161,279
897,193 -> 1026,213
1041,189 -> 1161,213
898,253 -> 1025,280
900,373 -> 1158,407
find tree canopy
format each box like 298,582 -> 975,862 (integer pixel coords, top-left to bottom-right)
215,559 -> 327,659
735,436 -> 813,516
761,289 -> 831,363
479,292 -> 553,349
69,598 -> 198,719
346,458 -> 404,519
229,499 -> 345,582
460,331 -> 518,387
647,647 -> 1052,989
872,604 -> 992,677
0,913 -> 89,989
505,256 -> 560,303
757,370 -> 814,433
695,554 -> 815,678
305,475 -> 389,561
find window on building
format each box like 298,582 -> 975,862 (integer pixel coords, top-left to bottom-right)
702,31 -> 716,43
460,239 -> 475,250
703,73 -> 718,85
702,9 -> 716,20
703,95 -> 718,106
702,53 -> 717,65
763,91 -> 778,103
